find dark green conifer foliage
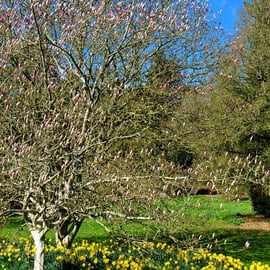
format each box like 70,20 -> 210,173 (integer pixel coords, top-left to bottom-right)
237,0 -> 270,164
213,0 -> 270,215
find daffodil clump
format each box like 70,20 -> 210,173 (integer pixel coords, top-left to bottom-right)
0,235 -> 269,270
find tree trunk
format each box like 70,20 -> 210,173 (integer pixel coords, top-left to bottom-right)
55,218 -> 83,248
30,229 -> 46,270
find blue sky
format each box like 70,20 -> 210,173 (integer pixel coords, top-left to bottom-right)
208,0 -> 245,34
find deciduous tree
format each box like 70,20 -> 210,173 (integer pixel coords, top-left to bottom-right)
0,1 -> 226,269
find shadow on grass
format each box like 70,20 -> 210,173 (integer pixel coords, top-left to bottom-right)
212,229 -> 270,265
76,218 -> 270,265
172,228 -> 270,265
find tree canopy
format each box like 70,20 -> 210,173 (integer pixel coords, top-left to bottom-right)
0,1 -> 227,269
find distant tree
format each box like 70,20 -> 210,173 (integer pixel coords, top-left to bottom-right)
203,0 -> 270,213
215,0 -> 270,160
237,0 -> 270,215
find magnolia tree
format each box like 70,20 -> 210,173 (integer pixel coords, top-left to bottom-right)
0,0 -> 226,269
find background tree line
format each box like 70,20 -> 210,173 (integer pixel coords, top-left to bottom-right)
140,0 -> 270,215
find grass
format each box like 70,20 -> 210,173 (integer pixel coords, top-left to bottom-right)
212,229 -> 270,264
160,195 -> 270,264
164,195 -> 253,219
1,195 -> 270,265
0,217 -> 110,242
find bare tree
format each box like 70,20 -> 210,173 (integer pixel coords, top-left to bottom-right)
0,0 -> 225,269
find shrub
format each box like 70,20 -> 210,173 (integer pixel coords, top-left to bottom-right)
249,183 -> 270,217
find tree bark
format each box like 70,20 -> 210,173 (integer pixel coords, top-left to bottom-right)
30,229 -> 46,270
55,218 -> 83,248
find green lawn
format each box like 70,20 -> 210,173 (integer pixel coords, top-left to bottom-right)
1,195 -> 270,265
160,195 -> 270,264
